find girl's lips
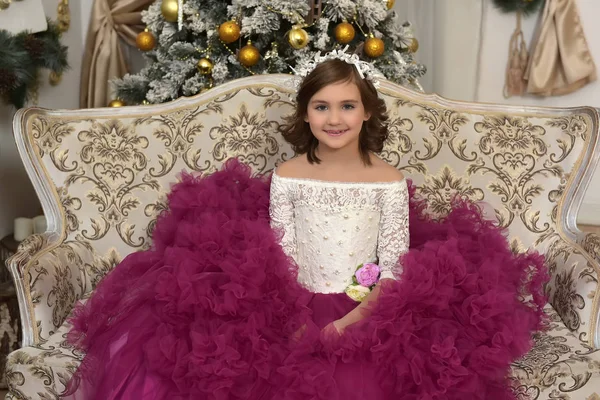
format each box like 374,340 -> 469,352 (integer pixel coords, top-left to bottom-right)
324,129 -> 349,136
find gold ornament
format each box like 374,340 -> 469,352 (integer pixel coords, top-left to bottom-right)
0,0 -> 10,10
364,35 -> 385,58
238,42 -> 260,67
408,37 -> 419,53
218,20 -> 241,44
334,22 -> 355,44
386,0 -> 395,9
136,29 -> 156,52
108,99 -> 125,108
197,58 -> 214,75
56,0 -> 70,33
161,0 -> 179,23
288,26 -> 309,49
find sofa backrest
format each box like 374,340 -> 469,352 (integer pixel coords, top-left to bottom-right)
13,74 -> 600,344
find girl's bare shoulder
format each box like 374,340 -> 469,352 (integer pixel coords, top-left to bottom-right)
274,155 -> 311,178
369,156 -> 405,182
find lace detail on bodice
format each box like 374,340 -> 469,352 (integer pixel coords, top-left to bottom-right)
269,172 -> 409,294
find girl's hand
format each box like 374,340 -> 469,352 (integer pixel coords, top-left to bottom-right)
332,319 -> 345,334
322,319 -> 345,337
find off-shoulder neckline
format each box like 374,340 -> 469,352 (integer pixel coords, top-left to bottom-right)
272,171 -> 406,188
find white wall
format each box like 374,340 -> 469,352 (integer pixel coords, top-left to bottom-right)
0,0 -> 86,238
476,0 -> 600,225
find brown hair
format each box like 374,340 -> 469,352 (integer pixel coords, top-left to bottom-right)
280,59 -> 389,165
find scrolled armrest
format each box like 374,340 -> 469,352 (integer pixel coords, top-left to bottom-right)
8,237 -> 98,346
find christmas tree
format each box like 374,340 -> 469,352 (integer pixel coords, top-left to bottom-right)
114,0 -> 426,106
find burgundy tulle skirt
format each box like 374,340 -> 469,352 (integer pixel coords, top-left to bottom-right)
64,160 -> 548,400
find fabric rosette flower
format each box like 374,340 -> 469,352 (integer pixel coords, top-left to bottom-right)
344,263 -> 381,302
355,262 -> 380,286
344,285 -> 371,302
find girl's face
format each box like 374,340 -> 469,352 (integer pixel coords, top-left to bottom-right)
304,80 -> 370,154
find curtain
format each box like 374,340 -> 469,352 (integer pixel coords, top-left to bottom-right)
80,0 -> 154,108
392,0 -> 484,101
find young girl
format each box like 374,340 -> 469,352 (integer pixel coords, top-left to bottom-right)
65,54 -> 547,400
271,57 -> 408,337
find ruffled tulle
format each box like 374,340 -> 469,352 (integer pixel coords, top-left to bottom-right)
64,159 -> 547,400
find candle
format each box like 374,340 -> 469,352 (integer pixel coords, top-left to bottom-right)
14,217 -> 33,242
33,215 -> 47,234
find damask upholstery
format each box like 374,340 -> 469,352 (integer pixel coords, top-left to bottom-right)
5,75 -> 600,399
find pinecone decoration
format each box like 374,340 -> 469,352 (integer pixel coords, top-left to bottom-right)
22,35 -> 44,61
0,69 -> 18,95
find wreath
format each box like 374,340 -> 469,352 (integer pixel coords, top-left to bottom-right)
492,0 -> 545,16
0,20 -> 69,109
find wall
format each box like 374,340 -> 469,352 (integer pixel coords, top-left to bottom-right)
476,0 -> 600,224
0,0 -> 85,238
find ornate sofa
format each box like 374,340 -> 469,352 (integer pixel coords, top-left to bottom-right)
5,75 -> 600,399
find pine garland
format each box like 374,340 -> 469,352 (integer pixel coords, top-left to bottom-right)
492,0 -> 545,16
0,20 -> 69,108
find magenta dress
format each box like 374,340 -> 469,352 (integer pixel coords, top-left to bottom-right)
64,160 -> 547,400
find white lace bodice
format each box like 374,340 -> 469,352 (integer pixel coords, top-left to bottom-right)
269,172 -> 410,294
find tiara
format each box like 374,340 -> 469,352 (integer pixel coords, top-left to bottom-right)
290,45 -> 382,90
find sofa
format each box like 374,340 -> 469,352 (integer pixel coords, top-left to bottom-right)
4,74 -> 600,399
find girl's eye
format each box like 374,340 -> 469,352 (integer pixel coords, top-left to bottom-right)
315,105 -> 327,111
342,104 -> 355,110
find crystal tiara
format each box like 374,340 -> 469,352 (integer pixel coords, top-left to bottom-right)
290,45 -> 382,89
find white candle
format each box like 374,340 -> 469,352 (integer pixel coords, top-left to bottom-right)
33,215 -> 47,234
14,217 -> 34,242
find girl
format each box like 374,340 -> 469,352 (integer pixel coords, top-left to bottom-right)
65,55 -> 547,400
271,58 -> 409,338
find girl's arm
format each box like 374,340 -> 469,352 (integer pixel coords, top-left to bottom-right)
334,180 -> 410,331
269,174 -> 298,262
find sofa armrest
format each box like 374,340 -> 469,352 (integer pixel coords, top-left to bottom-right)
7,236 -> 97,347
543,235 -> 600,349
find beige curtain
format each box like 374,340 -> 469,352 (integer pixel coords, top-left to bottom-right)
80,0 -> 154,108
525,0 -> 596,97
